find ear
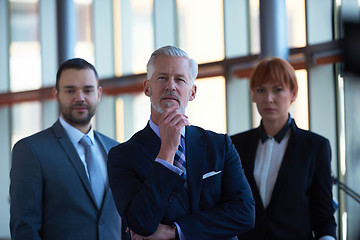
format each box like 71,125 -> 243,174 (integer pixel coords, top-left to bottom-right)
189,84 -> 197,101
144,80 -> 150,97
52,87 -> 59,103
97,86 -> 103,101
291,91 -> 297,103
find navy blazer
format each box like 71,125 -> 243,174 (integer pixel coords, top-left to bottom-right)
108,123 -> 255,240
10,120 -> 125,240
231,119 -> 337,240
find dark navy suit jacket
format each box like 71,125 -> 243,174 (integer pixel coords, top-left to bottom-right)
10,120 -> 125,240
108,123 -> 255,240
231,119 -> 337,240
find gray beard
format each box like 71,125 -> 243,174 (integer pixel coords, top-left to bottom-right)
149,89 -> 189,114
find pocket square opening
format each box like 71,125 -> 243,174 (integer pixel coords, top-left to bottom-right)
202,170 -> 222,179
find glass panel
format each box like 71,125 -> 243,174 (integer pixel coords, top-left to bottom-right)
249,0 -> 260,54
9,0 -> 41,92
75,0 -> 94,63
131,0 -> 154,74
187,76 -> 227,134
291,69 -> 308,129
113,0 -> 154,75
249,0 -> 306,53
177,0 -> 224,63
286,0 -> 306,48
116,93 -> 150,142
11,101 -> 42,147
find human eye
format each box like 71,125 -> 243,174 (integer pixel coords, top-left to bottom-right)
84,87 -> 95,94
255,87 -> 264,93
275,86 -> 284,92
177,77 -> 186,83
157,75 -> 166,81
64,88 -> 74,94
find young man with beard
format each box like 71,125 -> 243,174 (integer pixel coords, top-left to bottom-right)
10,58 -> 128,240
107,46 -> 255,240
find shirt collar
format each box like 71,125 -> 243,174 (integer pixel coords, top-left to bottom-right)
149,116 -> 186,139
59,116 -> 95,145
259,114 -> 292,144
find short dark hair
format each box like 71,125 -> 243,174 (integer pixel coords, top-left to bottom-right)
56,58 -> 99,91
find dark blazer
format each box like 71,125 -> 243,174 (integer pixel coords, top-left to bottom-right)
10,120 -> 125,240
107,123 -> 255,240
231,119 -> 337,240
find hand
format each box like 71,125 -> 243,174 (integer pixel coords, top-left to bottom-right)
157,106 -> 189,164
127,224 -> 176,240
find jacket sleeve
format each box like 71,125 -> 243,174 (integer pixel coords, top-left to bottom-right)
312,138 -> 337,239
10,140 -> 43,240
107,146 -> 186,236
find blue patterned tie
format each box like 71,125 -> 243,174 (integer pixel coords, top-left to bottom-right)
174,136 -> 186,179
79,135 -> 105,208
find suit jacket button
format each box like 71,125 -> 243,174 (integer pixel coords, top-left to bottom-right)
169,193 -> 176,202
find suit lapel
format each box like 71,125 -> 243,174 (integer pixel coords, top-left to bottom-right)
94,131 -> 112,210
139,124 -> 162,164
52,120 -> 96,207
185,126 -> 206,212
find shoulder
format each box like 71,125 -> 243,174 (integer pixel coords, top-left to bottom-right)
187,125 -> 235,151
94,131 -> 119,147
108,126 -> 151,153
293,125 -> 330,146
188,125 -> 226,139
230,128 -> 258,144
13,126 -> 55,149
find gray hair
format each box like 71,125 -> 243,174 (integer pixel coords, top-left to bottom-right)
146,45 -> 198,84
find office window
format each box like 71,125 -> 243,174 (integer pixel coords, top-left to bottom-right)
9,0 -> 41,92
114,0 -> 154,75
286,0 -> 306,48
249,0 -> 307,53
177,0 -> 224,63
131,0 -> 154,73
75,0 -> 94,63
249,0 -> 260,54
188,77 -> 227,134
11,102 -> 42,147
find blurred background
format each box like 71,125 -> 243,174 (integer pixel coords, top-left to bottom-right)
0,0 -> 360,239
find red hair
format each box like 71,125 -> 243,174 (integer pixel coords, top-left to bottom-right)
249,57 -> 298,95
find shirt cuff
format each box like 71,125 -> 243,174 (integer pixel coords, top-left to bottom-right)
174,222 -> 185,240
319,236 -> 336,240
155,158 -> 183,175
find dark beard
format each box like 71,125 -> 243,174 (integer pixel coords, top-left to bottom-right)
61,103 -> 96,126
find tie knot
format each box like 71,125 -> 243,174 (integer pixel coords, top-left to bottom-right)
79,135 -> 93,147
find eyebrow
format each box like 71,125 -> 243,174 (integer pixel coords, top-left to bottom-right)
63,85 -> 96,89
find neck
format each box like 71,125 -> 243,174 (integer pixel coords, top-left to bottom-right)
150,108 -> 161,125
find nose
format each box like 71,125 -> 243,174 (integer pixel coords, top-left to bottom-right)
74,90 -> 85,102
165,78 -> 176,91
266,92 -> 274,103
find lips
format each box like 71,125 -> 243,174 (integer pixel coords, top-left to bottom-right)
72,104 -> 89,112
160,93 -> 180,104
263,108 -> 276,113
